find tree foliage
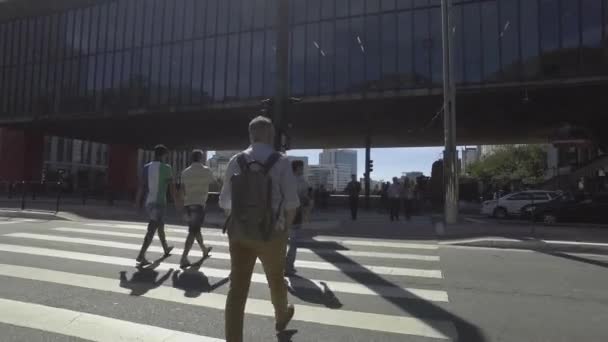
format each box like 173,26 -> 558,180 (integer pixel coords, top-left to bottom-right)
468,145 -> 547,187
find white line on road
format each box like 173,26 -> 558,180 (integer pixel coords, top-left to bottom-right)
311,237 -> 439,250
0,242 -> 446,299
59,227 -> 440,261
464,218 -> 487,224
4,233 -> 443,279
0,263 -> 455,339
0,219 -> 40,225
0,297 -> 223,342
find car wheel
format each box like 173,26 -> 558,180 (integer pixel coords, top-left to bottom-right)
542,213 -> 557,225
494,207 -> 508,219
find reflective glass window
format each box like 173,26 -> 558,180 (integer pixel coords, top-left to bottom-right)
107,2 -> 118,50
241,0 -> 254,31
430,7 -> 442,85
214,36 -> 227,100
183,0 -> 195,39
203,38 -> 215,101
365,15 -> 381,87
253,0 -> 266,29
159,45 -> 172,104
124,0 -> 135,48
382,0 -> 396,11
116,1 -> 127,49
581,0 -> 602,47
540,0 -> 559,51
351,0 -> 365,16
206,0 -> 218,36
561,0 -> 580,48
226,34 -> 239,99
229,0 -> 241,33
336,0 -> 349,17
463,2 -> 481,83
482,1 -> 499,81
520,0 -> 539,79
143,0 -> 154,45
381,12 -> 397,89
173,0 -> 186,41
133,0 -> 144,47
291,25 -> 306,95
162,0 -> 175,42
263,29 -> 276,96
335,19 -> 349,91
397,0 -> 412,9
181,41 -> 193,104
306,23 -> 321,95
319,21 -> 334,94
499,0 -> 520,80
322,0 -> 335,19
217,0 -> 229,34
308,0 -> 322,22
139,47 -> 152,106
350,17 -> 365,91
239,32 -> 252,98
191,40 -> 204,103
151,0 -> 164,44
170,43 -> 183,104
194,0 -> 206,37
251,31 -> 265,97
413,8 -> 431,85
293,0 -> 307,24
367,0 -> 381,14
150,46 -> 162,104
397,10 -> 413,88
113,52 -> 123,90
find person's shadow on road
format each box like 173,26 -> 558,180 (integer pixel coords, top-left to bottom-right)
287,275 -> 342,309
172,258 -> 229,298
119,258 -> 173,296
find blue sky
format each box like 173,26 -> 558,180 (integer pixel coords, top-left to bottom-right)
287,147 -> 445,181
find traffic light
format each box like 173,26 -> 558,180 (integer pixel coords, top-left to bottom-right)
367,160 -> 374,173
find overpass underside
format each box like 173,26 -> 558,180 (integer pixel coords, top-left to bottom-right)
4,80 -> 608,150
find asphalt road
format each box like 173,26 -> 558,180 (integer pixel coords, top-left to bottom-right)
0,216 -> 607,341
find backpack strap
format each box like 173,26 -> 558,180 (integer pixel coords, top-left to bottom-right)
236,153 -> 249,173
263,152 -> 282,175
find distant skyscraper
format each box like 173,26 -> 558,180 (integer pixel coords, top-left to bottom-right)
461,147 -> 481,175
319,149 -> 357,191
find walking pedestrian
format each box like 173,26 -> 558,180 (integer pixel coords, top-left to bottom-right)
388,177 -> 401,221
286,160 -> 312,275
402,178 -> 413,221
179,149 -> 214,269
135,145 -> 179,266
345,175 -> 361,220
219,116 -> 300,341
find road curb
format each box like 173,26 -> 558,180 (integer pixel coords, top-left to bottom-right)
443,238 -> 608,255
0,209 -> 67,221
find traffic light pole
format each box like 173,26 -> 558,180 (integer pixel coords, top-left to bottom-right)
441,0 -> 459,224
365,134 -> 371,209
274,0 -> 290,151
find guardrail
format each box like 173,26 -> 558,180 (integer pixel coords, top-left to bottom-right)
0,181 -> 64,212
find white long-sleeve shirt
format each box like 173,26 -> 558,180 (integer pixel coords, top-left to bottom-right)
219,143 -> 300,211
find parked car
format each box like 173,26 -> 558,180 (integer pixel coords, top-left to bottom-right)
481,190 -> 559,219
532,193 -> 608,225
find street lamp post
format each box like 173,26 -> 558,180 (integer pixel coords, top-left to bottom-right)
441,0 -> 458,224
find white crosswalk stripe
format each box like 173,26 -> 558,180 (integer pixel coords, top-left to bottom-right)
83,223 -> 436,259
0,297 -> 224,342
0,219 -> 456,341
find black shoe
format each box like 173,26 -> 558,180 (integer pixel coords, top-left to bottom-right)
163,246 -> 174,257
275,304 -> 295,331
136,256 -> 151,266
180,259 -> 191,269
285,268 -> 297,276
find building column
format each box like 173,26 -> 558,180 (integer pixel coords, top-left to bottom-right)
0,128 -> 44,182
108,144 -> 138,200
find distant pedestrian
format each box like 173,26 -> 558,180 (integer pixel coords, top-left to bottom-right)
286,160 -> 312,275
388,177 -> 401,221
135,145 -> 179,266
402,178 -> 413,221
345,175 -> 361,220
179,149 -> 214,269
219,116 -> 299,341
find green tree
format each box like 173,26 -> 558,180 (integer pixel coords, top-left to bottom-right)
468,145 -> 547,188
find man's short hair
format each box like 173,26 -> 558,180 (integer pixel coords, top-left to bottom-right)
292,160 -> 304,172
191,149 -> 205,163
249,116 -> 274,142
154,145 -> 169,159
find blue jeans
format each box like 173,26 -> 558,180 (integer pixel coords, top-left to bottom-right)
286,225 -> 300,271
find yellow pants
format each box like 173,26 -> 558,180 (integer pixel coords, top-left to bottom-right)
225,233 -> 289,342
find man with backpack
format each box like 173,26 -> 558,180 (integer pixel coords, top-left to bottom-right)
219,116 -> 300,342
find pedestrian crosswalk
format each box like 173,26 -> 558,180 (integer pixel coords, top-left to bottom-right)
0,219 -> 458,341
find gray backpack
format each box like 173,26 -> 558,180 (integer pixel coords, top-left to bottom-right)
224,152 -> 282,241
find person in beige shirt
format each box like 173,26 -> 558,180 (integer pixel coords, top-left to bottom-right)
179,149 -> 214,268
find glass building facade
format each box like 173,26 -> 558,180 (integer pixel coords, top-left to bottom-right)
1,0 -> 607,119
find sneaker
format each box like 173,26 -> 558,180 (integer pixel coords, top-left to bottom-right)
202,246 -> 213,258
275,304 -> 295,332
136,256 -> 151,266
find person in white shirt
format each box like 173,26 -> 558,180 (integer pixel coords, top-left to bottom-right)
179,150 -> 214,268
219,116 -> 300,341
388,177 -> 402,221
286,160 -> 312,275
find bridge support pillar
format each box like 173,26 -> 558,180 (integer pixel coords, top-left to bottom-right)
0,128 -> 44,182
108,144 -> 138,200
